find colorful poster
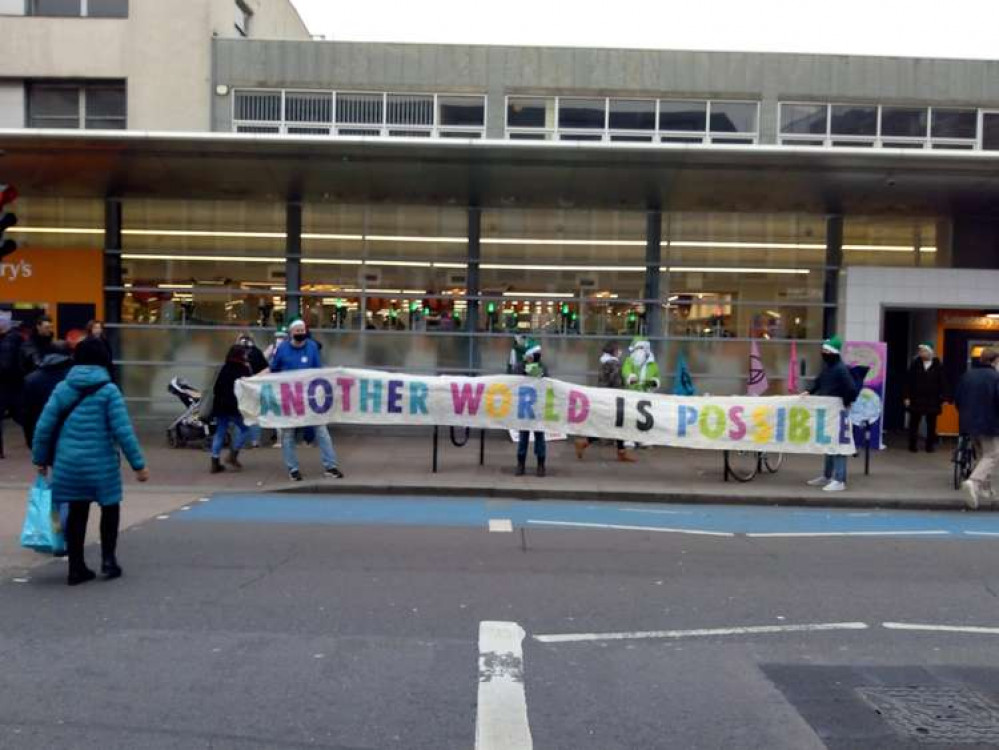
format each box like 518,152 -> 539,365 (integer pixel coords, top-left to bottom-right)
842,341 -> 888,449
237,367 -> 855,456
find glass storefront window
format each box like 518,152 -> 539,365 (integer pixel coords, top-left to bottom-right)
608,99 -> 656,131
781,103 -> 828,135
557,98 -> 606,130
709,102 -> 758,134
831,105 -> 877,136
931,108 -> 977,140
507,97 -> 555,129
117,199 -> 287,327
658,101 -> 707,132
881,107 -> 928,138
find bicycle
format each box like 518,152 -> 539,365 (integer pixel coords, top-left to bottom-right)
724,450 -> 785,482
952,434 -> 977,491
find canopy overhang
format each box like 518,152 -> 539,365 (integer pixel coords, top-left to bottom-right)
2,130 -> 999,215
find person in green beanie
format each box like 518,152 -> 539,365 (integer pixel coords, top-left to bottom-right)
622,337 -> 661,392
801,335 -> 859,493
514,339 -> 548,477
904,341 -> 948,453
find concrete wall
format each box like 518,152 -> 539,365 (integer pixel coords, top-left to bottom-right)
0,0 -> 310,131
213,41 -> 999,139
843,267 -> 999,343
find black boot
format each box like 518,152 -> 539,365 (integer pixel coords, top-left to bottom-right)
210,457 -> 226,474
536,460 -> 546,478
66,503 -> 95,586
100,504 -> 122,580
226,449 -> 243,471
515,461 -> 526,476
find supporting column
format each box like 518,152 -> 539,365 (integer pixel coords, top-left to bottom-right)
285,201 -> 302,323
103,198 -> 123,380
466,206 -> 482,373
823,214 -> 843,338
644,210 -> 663,339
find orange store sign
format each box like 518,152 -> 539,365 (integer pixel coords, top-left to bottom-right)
0,248 -> 103,321
1,258 -> 33,282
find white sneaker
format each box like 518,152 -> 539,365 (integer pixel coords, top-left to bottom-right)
823,480 -> 846,492
806,476 -> 830,487
963,480 -> 980,510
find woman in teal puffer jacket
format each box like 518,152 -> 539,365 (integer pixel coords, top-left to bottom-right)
32,339 -> 148,586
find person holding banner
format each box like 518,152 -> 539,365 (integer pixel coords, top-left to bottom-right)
802,336 -> 859,493
269,320 -> 345,482
575,342 -> 635,463
622,338 -> 661,393
514,339 -> 548,477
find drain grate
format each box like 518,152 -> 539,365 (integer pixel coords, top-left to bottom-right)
857,686 -> 999,744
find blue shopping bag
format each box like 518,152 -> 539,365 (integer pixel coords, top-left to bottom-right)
20,476 -> 66,556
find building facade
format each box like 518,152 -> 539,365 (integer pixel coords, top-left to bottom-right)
3,29 -> 999,435
0,0 -> 310,131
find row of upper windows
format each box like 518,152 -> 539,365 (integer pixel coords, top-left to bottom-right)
230,89 -> 999,149
14,0 -> 128,17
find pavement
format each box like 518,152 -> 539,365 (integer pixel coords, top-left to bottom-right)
0,425 -> 983,510
4,493 -> 999,749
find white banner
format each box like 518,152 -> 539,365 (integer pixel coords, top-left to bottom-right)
236,367 -> 854,455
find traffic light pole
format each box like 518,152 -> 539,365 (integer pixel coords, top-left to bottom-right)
285,201 -> 302,323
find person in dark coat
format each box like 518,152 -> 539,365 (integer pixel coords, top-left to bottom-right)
237,334 -> 268,448
575,342 -> 635,463
19,315 -> 56,377
85,320 -> 114,376
209,344 -> 253,474
955,347 -> 999,509
802,336 -> 859,493
32,338 -> 148,585
0,312 -> 24,441
20,348 -> 73,447
904,342 -> 948,453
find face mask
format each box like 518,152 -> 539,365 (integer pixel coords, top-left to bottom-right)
292,333 -> 308,343
631,349 -> 649,366
822,353 -> 838,365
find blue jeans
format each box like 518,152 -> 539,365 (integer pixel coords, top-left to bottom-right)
824,454 -> 847,483
247,423 -> 262,446
212,415 -> 250,458
517,431 -> 546,463
282,426 -> 337,473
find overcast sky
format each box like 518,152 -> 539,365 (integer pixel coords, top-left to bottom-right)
290,1 -> 997,60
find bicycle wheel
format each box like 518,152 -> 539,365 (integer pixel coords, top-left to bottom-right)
726,450 -> 759,482
763,452 -> 785,473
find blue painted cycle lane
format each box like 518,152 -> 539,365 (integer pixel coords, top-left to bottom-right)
174,494 -> 999,539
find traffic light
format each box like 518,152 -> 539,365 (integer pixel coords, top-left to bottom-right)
0,184 -> 17,260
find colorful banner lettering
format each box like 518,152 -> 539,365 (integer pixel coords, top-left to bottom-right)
236,367 -> 855,455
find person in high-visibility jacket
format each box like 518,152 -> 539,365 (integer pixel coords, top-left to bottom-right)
622,337 -> 661,392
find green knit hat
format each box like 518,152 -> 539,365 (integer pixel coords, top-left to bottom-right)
918,341 -> 935,353
822,335 -> 843,354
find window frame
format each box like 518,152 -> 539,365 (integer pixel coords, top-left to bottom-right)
232,89 -> 488,139
27,0 -> 128,17
26,80 -> 126,130
779,101 -> 979,149
504,95 -> 760,144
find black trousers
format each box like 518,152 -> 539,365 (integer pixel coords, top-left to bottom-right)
909,411 -> 938,450
65,502 -> 120,573
588,436 -> 626,451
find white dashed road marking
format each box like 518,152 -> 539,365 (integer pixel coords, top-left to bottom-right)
527,520 -> 734,537
883,622 -> 999,635
476,621 -> 533,750
746,531 -> 949,538
489,519 -> 514,533
534,621 -> 870,644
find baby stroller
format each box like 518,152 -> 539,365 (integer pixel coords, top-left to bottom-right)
166,377 -> 214,448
